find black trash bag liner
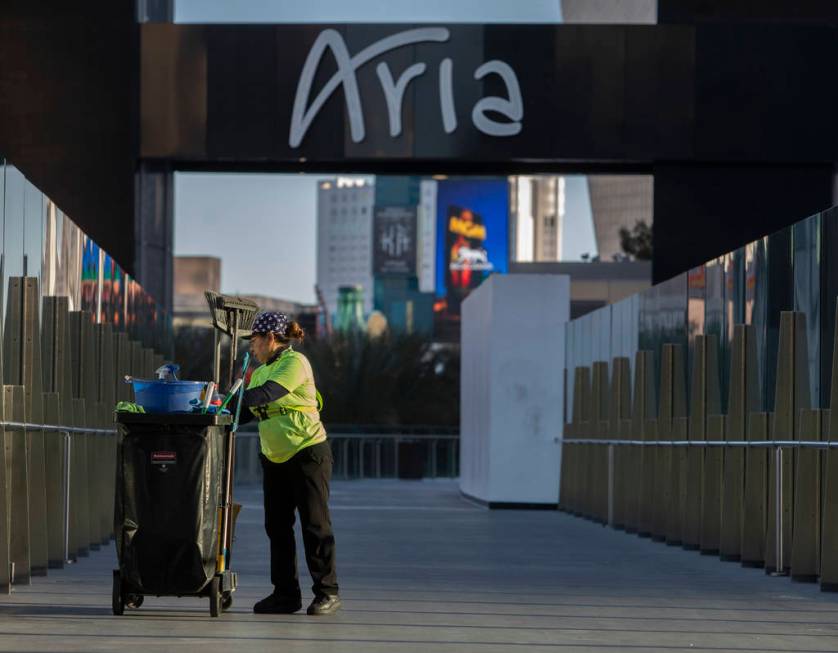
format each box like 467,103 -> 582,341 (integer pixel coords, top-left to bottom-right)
114,415 -> 228,596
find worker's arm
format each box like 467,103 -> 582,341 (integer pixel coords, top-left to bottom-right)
230,380 -> 290,423
241,380 -> 289,407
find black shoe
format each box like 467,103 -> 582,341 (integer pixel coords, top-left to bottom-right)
307,594 -> 342,615
253,594 -> 302,614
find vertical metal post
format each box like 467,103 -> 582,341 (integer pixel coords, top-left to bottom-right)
431,439 -> 438,479
212,329 -> 221,384
375,440 -> 381,478
359,440 -> 364,478
394,437 -> 400,478
249,436 -> 259,484
6,387 -> 31,584
774,446 -> 783,575
608,444 -> 615,527
454,439 -> 459,477
342,439 -> 349,479
63,431 -> 71,564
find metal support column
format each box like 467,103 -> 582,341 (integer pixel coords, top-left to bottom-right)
791,409 -> 821,581
71,398 -> 89,558
5,386 -> 29,583
700,414 -> 724,555
770,446 -> 785,576
607,444 -> 615,527
6,278 -> 49,576
43,393 -> 64,568
742,412 -> 769,567
0,390 -> 10,593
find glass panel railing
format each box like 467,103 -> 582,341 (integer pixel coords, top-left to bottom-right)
820,207 -> 838,408
23,178 -> 44,287
745,236 -> 768,411
1,153 -> 166,345
792,212 -> 822,409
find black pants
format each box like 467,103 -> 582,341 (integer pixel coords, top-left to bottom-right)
260,441 -> 339,599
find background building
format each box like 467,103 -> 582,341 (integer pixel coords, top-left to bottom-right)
372,176 -> 436,335
417,180 -> 437,293
511,176 -> 565,262
587,176 -> 654,262
374,277 -> 434,336
173,255 -> 319,331
173,256 -> 220,328
510,260 -> 652,319
316,178 -> 375,321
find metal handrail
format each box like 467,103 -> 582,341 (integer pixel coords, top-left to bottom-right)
0,421 -> 117,435
234,430 -> 459,480
563,438 -> 835,448
560,435 -> 810,575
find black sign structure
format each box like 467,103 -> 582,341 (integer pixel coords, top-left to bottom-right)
141,22 -> 838,167
7,4 -> 838,289
373,206 -> 417,277
141,23 -> 697,164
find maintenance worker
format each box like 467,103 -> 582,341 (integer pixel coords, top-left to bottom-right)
235,310 -> 340,615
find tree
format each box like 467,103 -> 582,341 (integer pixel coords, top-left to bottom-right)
301,333 -> 459,428
619,220 -> 653,260
173,326 -> 460,428
173,327 -> 217,382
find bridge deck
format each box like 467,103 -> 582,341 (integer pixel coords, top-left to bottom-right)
1,479 -> 838,652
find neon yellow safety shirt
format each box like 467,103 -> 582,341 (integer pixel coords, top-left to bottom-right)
247,347 -> 326,463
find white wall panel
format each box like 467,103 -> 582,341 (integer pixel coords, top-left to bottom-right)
460,274 -> 570,505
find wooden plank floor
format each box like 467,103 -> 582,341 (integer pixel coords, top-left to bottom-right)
1,479 -> 838,652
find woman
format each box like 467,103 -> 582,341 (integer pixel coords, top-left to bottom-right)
237,310 -> 340,616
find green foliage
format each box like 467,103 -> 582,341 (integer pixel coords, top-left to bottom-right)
300,333 -> 460,428
173,327 -> 460,428
173,327 -> 217,382
619,220 -> 653,260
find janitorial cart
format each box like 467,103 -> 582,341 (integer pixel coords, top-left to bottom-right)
112,293 -> 258,617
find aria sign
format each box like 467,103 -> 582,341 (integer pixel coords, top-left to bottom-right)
289,27 -> 524,148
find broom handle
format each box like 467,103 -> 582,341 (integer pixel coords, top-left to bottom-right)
219,353 -> 249,573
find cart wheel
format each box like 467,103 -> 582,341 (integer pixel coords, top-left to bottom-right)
209,576 -> 221,617
126,594 -> 144,609
112,570 -> 124,616
221,591 -> 233,612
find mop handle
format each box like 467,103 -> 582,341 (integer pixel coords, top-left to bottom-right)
218,352 -> 250,573
218,378 -> 243,413
232,352 -> 250,432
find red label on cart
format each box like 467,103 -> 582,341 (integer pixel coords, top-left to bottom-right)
151,451 -> 177,465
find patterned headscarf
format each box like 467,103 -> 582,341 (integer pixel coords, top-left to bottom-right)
249,311 -> 290,339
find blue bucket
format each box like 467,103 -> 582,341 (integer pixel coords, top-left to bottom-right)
131,379 -> 206,413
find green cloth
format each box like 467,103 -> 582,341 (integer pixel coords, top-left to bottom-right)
115,401 -> 145,413
248,346 -> 326,463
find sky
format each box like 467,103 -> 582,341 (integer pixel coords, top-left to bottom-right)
172,0 -> 598,305
175,173 -> 329,302
174,0 -> 564,24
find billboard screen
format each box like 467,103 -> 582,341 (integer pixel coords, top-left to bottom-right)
373,205 -> 417,276
435,178 -> 509,322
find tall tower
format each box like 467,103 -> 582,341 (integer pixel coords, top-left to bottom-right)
510,176 -> 564,262
316,178 -> 375,321
587,176 -> 653,261
532,176 -> 564,261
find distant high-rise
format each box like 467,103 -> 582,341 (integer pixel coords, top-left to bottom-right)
417,179 -> 437,293
510,176 -> 564,262
587,176 -> 653,261
316,178 -> 375,320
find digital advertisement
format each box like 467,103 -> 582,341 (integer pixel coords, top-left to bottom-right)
435,178 -> 509,325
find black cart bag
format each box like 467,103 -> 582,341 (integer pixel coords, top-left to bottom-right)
114,413 -> 231,597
